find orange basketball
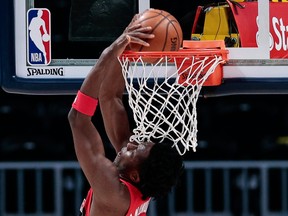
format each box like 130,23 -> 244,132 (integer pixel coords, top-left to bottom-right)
129,9 -> 183,53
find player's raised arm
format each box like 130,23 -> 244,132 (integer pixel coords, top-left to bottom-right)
68,21 -> 154,188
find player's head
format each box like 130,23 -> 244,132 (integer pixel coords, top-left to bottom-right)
114,142 -> 155,174
137,142 -> 184,200
115,141 -> 184,199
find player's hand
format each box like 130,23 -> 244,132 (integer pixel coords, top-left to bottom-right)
111,21 -> 154,56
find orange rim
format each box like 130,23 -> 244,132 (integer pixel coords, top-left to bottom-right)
120,40 -> 229,61
121,50 -> 228,59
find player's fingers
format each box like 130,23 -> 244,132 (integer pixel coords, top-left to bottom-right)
125,24 -> 141,33
113,35 -> 133,56
118,35 -> 131,47
126,23 -> 153,33
121,34 -> 150,48
129,31 -> 154,41
128,36 -> 150,47
115,26 -> 153,55
125,23 -> 139,33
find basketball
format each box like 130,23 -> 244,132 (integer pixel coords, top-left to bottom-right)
42,34 -> 50,42
129,9 -> 183,53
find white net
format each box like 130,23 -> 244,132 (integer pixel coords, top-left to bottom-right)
119,52 -> 225,155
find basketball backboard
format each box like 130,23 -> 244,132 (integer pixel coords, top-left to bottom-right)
1,0 -> 288,96
204,0 -> 288,96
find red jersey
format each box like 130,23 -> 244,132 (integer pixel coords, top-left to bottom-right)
79,179 -> 151,216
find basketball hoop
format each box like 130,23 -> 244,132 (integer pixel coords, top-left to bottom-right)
119,40 -> 228,155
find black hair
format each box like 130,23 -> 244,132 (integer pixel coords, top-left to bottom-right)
137,142 -> 184,200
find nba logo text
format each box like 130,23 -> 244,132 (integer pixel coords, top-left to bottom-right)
27,8 -> 51,66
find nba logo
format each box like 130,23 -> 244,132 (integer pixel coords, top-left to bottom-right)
27,8 -> 51,65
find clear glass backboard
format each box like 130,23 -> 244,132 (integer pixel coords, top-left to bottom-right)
1,0 -> 288,95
